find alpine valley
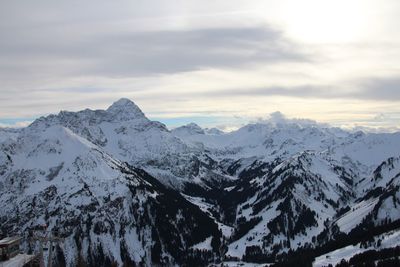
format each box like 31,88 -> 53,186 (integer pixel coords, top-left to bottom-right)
1,98 -> 399,267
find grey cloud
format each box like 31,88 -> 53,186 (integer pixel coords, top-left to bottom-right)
2,0 -> 304,85
191,85 -> 336,99
192,77 -> 400,102
0,24 -> 306,82
357,78 -> 400,101
84,27 -> 303,76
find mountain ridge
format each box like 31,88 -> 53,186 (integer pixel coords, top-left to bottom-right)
1,98 -> 399,266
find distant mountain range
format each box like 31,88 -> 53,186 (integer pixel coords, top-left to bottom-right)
1,98 -> 399,266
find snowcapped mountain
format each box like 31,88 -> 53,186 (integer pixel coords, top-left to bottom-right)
28,98 -> 187,166
171,121 -> 349,158
172,123 -> 206,136
334,156 -> 400,234
204,128 -> 224,135
172,123 -> 224,137
0,127 -> 20,143
224,151 -> 355,259
27,98 -> 233,190
1,98 -> 400,266
0,124 -> 222,266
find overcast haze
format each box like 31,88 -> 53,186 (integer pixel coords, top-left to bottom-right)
0,0 -> 399,131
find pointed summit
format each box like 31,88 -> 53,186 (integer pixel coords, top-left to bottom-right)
107,98 -> 141,110
107,98 -> 146,121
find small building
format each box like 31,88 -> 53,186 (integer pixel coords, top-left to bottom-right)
0,236 -> 21,261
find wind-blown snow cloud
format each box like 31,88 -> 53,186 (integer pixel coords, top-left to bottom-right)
261,111 -> 323,127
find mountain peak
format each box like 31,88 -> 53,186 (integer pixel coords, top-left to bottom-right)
186,122 -> 202,129
107,98 -> 139,110
107,98 -> 145,120
172,123 -> 205,135
204,127 -> 224,135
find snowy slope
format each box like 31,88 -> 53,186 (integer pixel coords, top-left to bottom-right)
331,156 -> 400,235
0,128 -> 21,143
172,121 -> 349,160
1,98 -> 400,266
0,124 -> 222,266
225,151 -> 355,258
172,119 -> 400,178
313,229 -> 400,267
27,99 -> 233,190
28,98 -> 189,166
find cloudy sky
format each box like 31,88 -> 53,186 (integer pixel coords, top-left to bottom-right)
0,0 -> 399,131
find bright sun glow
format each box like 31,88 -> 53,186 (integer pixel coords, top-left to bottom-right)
276,0 -> 369,43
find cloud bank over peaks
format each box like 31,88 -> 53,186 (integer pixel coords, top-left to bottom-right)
255,111 -> 328,128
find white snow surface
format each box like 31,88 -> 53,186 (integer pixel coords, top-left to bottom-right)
190,236 -> 213,251
2,98 -> 400,266
336,198 -> 379,234
212,261 -> 270,267
0,254 -> 36,267
313,229 -> 400,267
